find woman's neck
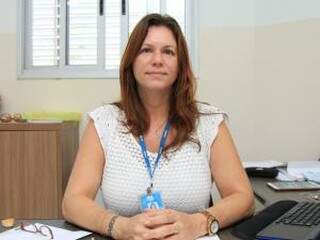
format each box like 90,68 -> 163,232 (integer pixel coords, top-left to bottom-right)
139,88 -> 170,124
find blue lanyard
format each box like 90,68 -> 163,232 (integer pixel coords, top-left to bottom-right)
138,122 -> 171,182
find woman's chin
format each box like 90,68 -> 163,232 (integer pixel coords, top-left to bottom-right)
139,84 -> 172,93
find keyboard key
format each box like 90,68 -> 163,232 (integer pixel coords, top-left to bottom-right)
277,201 -> 320,227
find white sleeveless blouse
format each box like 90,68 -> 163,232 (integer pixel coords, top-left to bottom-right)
89,103 -> 225,217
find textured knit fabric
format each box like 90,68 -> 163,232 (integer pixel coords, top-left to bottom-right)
89,103 -> 226,217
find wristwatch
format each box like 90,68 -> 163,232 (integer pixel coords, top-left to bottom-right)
200,210 -> 220,235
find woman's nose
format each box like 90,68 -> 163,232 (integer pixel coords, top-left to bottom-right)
151,51 -> 163,65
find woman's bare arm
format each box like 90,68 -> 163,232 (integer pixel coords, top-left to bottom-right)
206,121 -> 255,228
62,119 -> 113,235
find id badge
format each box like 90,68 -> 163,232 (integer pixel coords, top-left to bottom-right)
140,191 -> 164,211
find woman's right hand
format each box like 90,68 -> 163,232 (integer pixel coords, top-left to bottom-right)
113,211 -> 156,240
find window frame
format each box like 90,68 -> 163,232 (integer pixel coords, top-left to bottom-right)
17,0 -> 198,79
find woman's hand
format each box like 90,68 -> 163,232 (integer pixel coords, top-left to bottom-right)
142,209 -> 206,240
113,211 -> 157,240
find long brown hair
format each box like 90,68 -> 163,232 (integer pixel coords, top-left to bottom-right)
115,13 -> 200,152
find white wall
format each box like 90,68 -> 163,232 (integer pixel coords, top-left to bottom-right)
199,0 -> 255,27
1,0 -> 319,163
0,0 -> 16,34
254,0 -> 320,25
197,0 -> 320,162
253,0 -> 320,161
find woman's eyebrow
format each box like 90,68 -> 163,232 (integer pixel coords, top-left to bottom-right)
141,43 -> 176,49
163,45 -> 176,49
141,43 -> 152,47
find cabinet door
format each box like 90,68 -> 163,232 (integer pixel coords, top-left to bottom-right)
0,131 -> 59,218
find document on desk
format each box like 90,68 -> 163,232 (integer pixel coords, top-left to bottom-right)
287,160 -> 320,183
198,235 -> 220,240
0,223 -> 92,240
242,160 -> 285,168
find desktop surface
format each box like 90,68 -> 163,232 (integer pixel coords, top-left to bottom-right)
251,177 -> 320,205
1,178 -> 316,240
0,219 -> 240,240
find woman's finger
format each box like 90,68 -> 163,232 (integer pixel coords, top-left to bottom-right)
144,222 -> 178,239
145,210 -> 177,227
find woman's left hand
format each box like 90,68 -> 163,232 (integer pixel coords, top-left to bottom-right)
143,209 -> 205,240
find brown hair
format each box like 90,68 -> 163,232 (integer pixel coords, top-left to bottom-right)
115,13 -> 200,152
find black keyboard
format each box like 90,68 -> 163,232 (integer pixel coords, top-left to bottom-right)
276,201 -> 320,226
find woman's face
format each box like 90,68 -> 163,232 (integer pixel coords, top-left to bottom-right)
133,26 -> 178,94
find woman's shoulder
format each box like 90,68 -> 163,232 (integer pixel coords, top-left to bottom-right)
89,103 -> 122,120
196,102 -> 227,145
197,102 -> 225,115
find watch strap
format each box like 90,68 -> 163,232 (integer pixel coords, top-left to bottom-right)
200,210 -> 219,236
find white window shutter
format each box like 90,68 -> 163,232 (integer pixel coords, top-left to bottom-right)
166,0 -> 185,34
20,0 -> 196,79
105,0 -> 121,70
31,0 -> 60,66
67,0 -> 98,65
128,0 -> 160,33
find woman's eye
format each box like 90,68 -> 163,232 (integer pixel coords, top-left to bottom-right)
164,49 -> 175,55
140,48 -> 151,53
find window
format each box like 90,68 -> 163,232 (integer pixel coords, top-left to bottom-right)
18,0 -> 198,79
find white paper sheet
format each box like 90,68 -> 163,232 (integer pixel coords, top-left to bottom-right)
287,160 -> 320,182
243,160 -> 285,168
276,168 -> 305,181
198,234 -> 220,240
287,161 -> 320,175
0,223 -> 92,240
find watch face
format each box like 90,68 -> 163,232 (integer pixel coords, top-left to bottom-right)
210,220 -> 219,234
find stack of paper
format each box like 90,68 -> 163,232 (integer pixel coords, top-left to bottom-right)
242,160 -> 285,168
287,161 -> 320,183
276,168 -> 304,181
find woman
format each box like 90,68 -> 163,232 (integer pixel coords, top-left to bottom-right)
62,13 -> 254,240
